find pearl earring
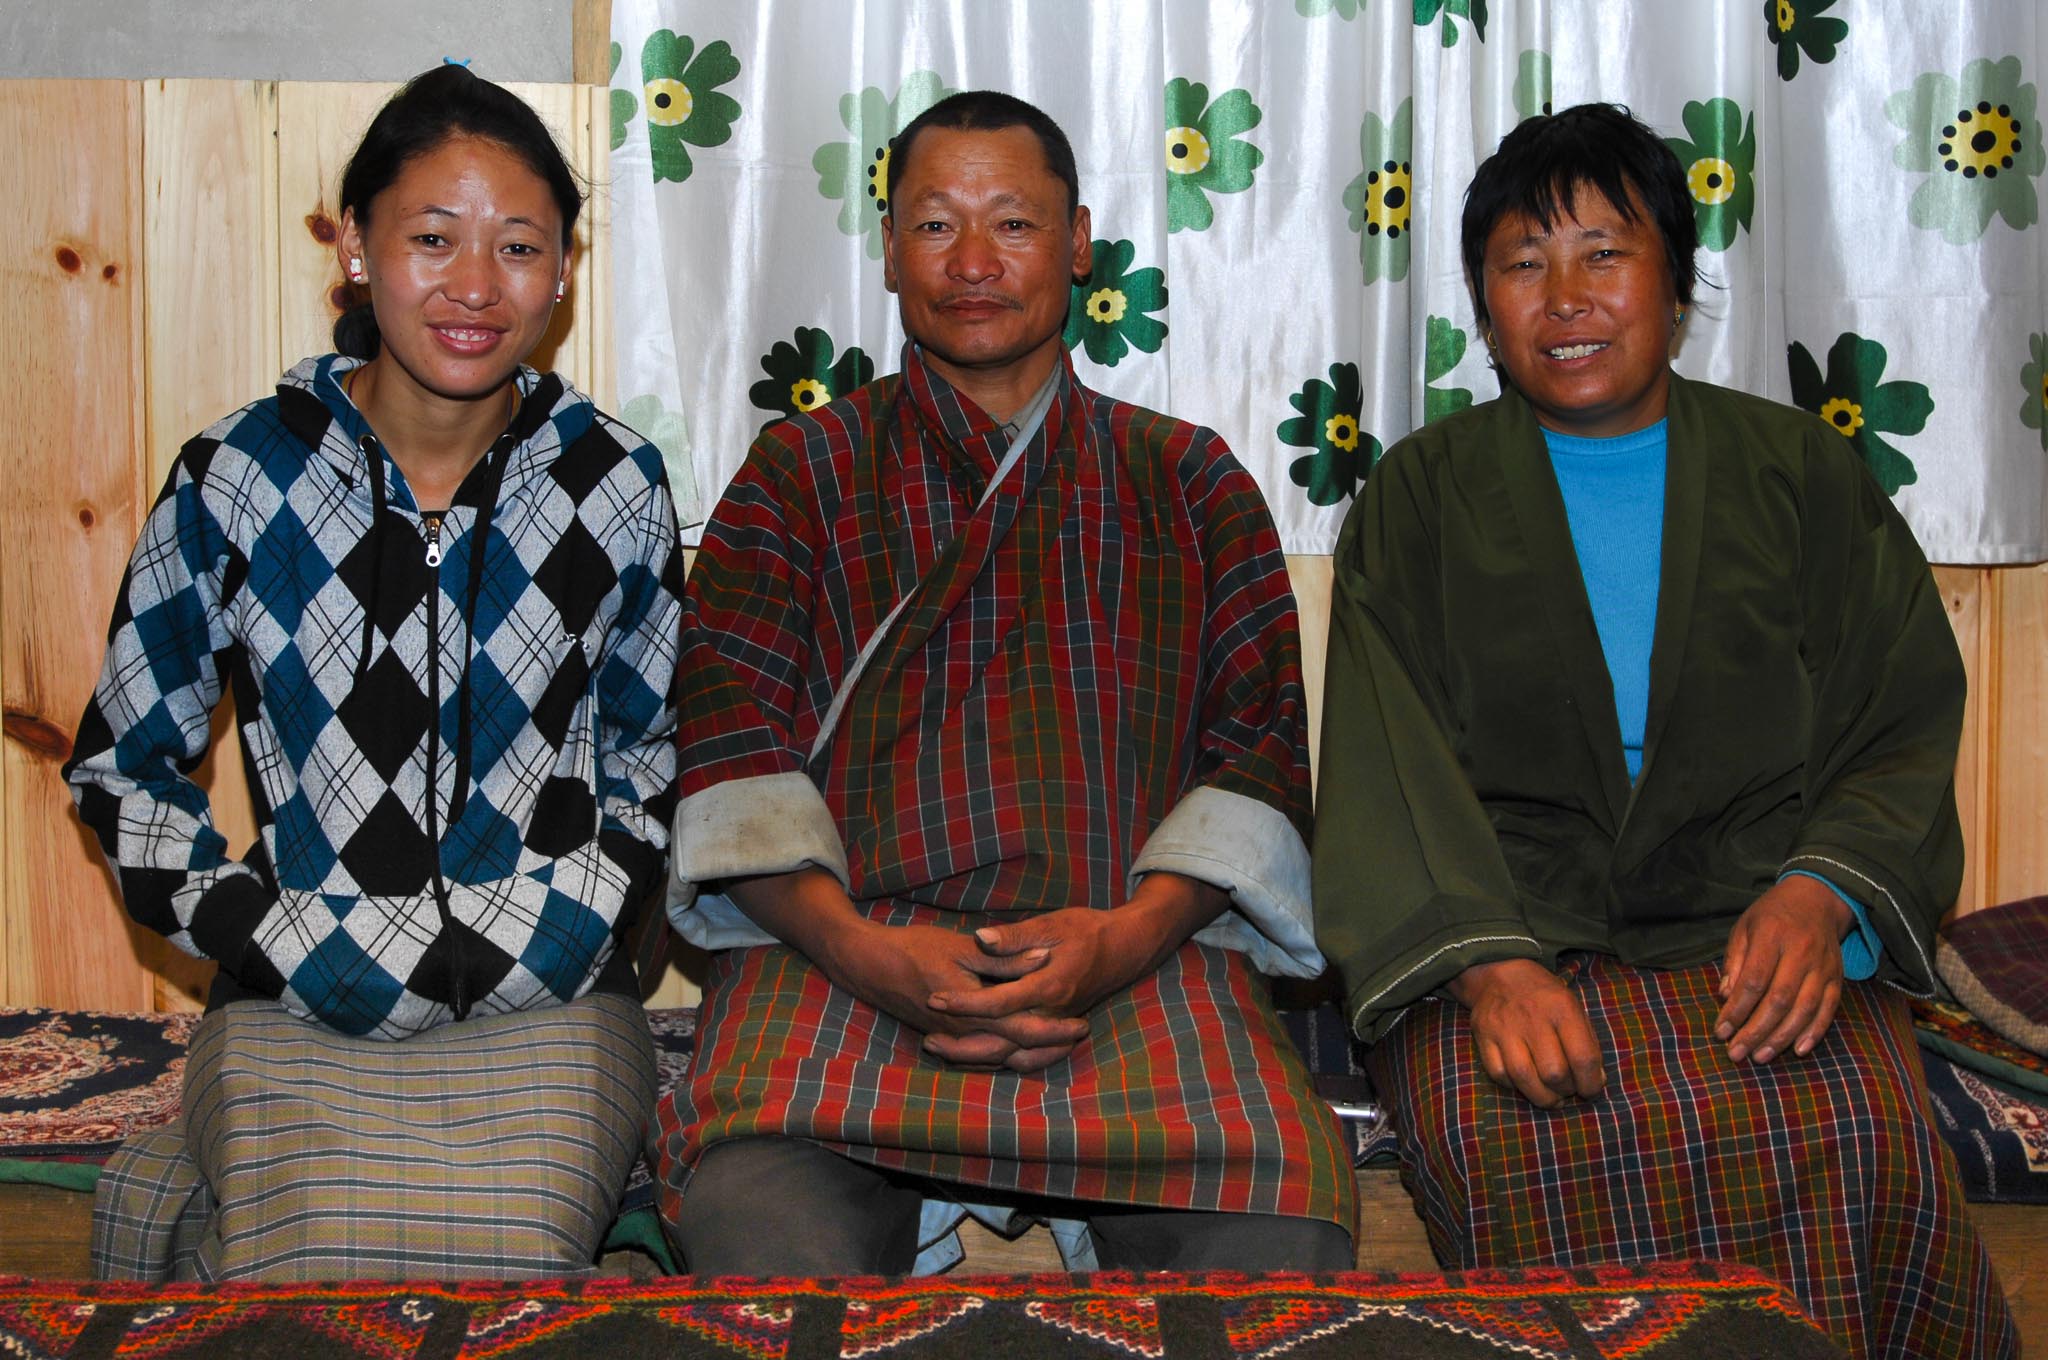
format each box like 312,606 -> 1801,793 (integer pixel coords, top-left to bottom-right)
347,257 -> 366,284
554,280 -> 566,303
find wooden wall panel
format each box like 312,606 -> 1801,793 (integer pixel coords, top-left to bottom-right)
1935,566 -> 1989,917
276,82 -> 395,366
140,78 -> 282,1010
0,82 -> 157,1012
1289,555 -> 1334,792
1992,564 -> 2048,906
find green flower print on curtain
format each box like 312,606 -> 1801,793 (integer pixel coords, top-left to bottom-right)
1297,0 -> 1363,17
609,42 -> 634,152
1514,50 -> 1553,122
1164,79 -> 1264,234
1886,57 -> 2043,246
2022,333 -> 2048,449
1343,98 -> 1414,285
1415,0 -> 1486,49
1664,98 -> 1757,251
620,394 -> 697,516
640,30 -> 741,184
1788,333 -> 1935,494
1764,0 -> 1846,82
1282,363 -> 1382,506
1424,316 -> 1474,423
814,71 -> 956,260
749,327 -> 876,429
1065,239 -> 1168,366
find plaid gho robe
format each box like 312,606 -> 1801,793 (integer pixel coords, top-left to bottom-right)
657,347 -> 1351,1241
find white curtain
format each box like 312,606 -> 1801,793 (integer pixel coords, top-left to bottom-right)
608,0 -> 2047,563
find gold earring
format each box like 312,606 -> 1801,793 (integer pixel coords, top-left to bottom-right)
1674,305 -> 1686,326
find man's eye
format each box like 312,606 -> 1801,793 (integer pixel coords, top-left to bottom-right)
504,242 -> 539,256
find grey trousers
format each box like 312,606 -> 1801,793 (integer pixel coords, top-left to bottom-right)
672,1135 -> 1354,1275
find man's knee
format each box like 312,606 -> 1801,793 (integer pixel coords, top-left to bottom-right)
670,1138 -> 925,1276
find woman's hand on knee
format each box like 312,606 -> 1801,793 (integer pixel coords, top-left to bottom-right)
1448,958 -> 1606,1108
1715,878 -> 1851,1064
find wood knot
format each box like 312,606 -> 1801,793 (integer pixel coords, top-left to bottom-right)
55,246 -> 82,273
2,709 -> 72,761
102,263 -> 119,281
77,504 -> 96,528
305,211 -> 338,244
329,283 -> 354,313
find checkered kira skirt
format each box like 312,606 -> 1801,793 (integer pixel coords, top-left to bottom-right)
1367,955 -> 2016,1359
91,993 -> 656,1282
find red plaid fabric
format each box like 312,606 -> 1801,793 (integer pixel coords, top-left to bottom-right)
1367,954 -> 2016,1359
657,348 -> 1347,1232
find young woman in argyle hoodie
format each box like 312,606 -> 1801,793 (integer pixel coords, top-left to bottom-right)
65,66 -> 683,1282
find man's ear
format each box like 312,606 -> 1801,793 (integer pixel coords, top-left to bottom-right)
1069,204 -> 1093,282
880,214 -> 899,294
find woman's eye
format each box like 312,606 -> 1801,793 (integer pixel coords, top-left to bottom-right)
413,233 -> 447,248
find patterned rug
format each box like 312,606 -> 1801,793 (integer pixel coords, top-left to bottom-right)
0,1009 -> 197,1158
0,1261 -> 1844,1358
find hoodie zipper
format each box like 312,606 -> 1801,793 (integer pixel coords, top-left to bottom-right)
417,508 -> 469,1019
361,427 -> 470,1021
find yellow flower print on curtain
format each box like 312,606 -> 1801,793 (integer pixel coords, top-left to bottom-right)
639,30 -> 742,184
1886,55 -> 2043,246
1663,98 -> 1757,251
1163,79 -> 1264,234
1789,332 -> 1935,494
1343,98 -> 1414,285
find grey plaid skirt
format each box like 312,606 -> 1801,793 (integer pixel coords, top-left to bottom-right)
91,993 -> 656,1282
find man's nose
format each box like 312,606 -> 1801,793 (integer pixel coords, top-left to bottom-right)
946,229 -> 1003,284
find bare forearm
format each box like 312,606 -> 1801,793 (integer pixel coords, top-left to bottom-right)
724,866 -> 872,985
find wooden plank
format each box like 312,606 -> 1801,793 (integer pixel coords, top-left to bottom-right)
142,78 -> 282,1010
0,1184 -> 95,1279
1288,555 -> 1333,794
0,81 -> 157,1012
573,0 -> 617,89
1936,566 -> 1989,917
276,81 -> 397,367
581,82 -> 618,409
1972,1202 -> 2048,1357
504,83 -> 592,389
1991,563 -> 2048,904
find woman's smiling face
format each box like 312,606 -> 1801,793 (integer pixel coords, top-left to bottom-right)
1479,183 -> 1679,439
340,134 -> 568,409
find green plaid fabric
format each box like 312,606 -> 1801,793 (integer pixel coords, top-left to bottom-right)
93,994 -> 656,1282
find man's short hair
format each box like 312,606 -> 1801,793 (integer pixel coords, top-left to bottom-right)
1460,102 -> 1700,330
886,90 -> 1081,220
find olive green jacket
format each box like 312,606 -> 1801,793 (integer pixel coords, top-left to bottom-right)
1314,374 -> 1964,1041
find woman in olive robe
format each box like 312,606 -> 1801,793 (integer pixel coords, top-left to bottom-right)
1313,103 -> 2014,1359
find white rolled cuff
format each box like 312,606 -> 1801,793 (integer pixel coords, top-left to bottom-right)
1128,785 -> 1324,978
667,771 -> 849,950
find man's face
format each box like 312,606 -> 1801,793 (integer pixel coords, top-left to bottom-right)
882,125 -> 1092,402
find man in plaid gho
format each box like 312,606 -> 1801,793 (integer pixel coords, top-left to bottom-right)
652,91 -> 1356,1273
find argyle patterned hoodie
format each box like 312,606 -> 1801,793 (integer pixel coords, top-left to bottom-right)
67,355 -> 682,1039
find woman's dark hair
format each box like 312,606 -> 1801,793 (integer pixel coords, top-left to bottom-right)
887,90 -> 1081,221
1460,103 -> 1699,331
333,64 -> 584,358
